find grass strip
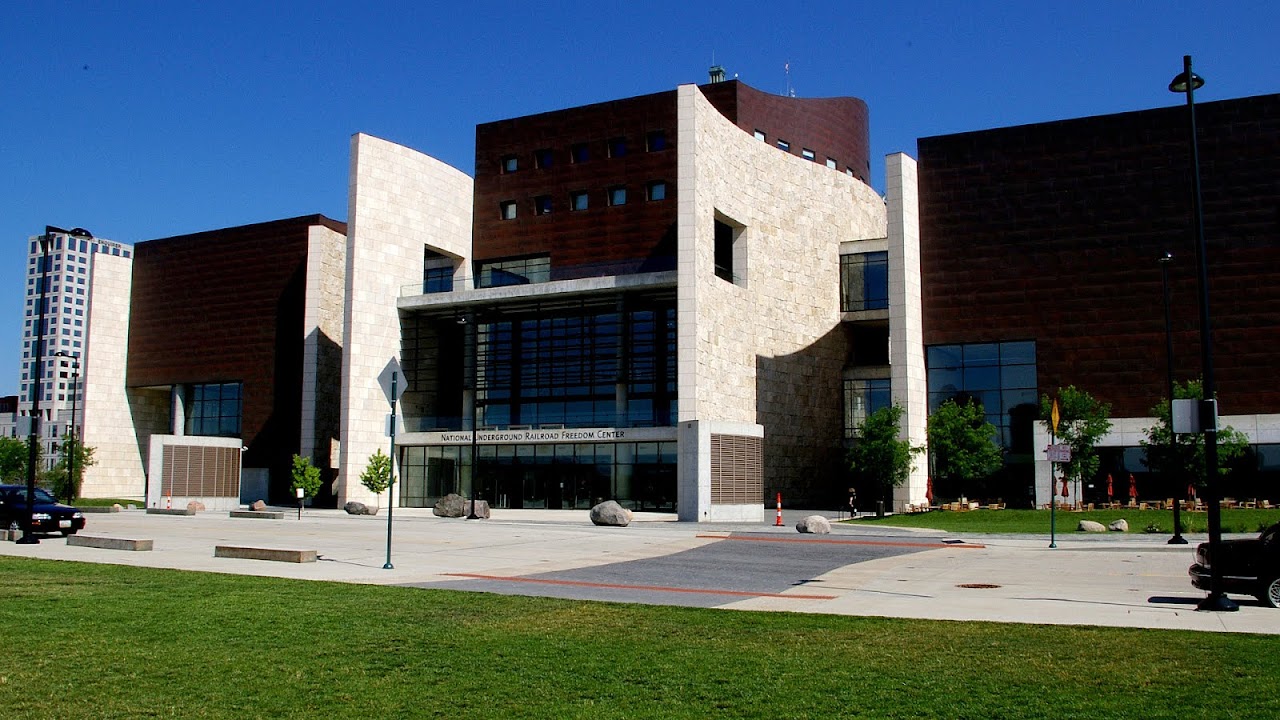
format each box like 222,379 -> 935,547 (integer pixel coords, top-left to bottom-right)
0,557 -> 1276,719
851,508 -> 1280,535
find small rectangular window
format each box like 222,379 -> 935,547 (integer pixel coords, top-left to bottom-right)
802,148 -> 816,161
500,201 -> 517,220
571,143 -> 590,163
534,149 -> 554,169
777,139 -> 790,152
501,155 -> 518,173
646,181 -> 667,201
826,157 -> 837,169
608,186 -> 627,206
608,137 -> 627,158
570,191 -> 589,211
646,130 -> 667,152
534,195 -> 552,215
753,130 -> 766,142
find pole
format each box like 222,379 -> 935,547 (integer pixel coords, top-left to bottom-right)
1160,254 -> 1187,544
19,233 -> 54,545
383,372 -> 397,570
465,314 -> 480,520
1049,425 -> 1057,549
66,359 -> 78,505
1173,55 -> 1234,611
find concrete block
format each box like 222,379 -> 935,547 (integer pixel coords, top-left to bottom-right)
214,545 -> 317,563
229,510 -> 286,520
79,505 -> 122,513
67,535 -> 154,551
145,507 -> 195,516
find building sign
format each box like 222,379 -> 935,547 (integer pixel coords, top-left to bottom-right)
416,426 -> 677,445
1045,444 -> 1072,462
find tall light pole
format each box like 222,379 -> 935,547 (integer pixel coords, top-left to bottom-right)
19,226 -> 92,544
1158,253 -> 1186,545
53,351 -> 81,505
1169,55 -> 1236,612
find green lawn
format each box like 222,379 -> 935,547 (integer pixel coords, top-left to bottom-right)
1,558 -> 1277,719
851,508 -> 1280,535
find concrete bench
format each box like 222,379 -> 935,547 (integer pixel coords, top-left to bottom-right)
214,545 -> 316,563
145,507 -> 195,516
67,535 -> 154,551
229,510 -> 285,520
78,506 -> 121,514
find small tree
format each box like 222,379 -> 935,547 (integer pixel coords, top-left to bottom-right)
847,405 -> 925,507
927,398 -> 1003,495
0,436 -> 27,483
49,434 -> 96,502
360,449 -> 392,506
1040,386 -> 1112,495
290,454 -> 322,500
1141,379 -> 1249,492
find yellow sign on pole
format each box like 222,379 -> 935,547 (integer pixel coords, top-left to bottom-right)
1051,398 -> 1061,434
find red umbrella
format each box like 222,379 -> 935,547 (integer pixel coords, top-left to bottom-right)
1060,478 -> 1069,497
1187,483 -> 1196,499
1128,473 -> 1138,499
925,477 -> 934,504
1106,474 -> 1114,499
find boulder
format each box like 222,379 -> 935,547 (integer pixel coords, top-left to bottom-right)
343,501 -> 377,516
111,503 -> 123,512
1108,519 -> 1129,532
1078,520 -> 1106,532
432,494 -> 491,519
250,500 -> 267,511
796,515 -> 832,534
590,500 -> 633,527
186,501 -> 206,513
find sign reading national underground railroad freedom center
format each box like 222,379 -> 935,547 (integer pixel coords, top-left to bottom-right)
416,426 -> 677,445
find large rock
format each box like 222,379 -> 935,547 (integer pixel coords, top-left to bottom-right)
432,494 -> 491,519
796,515 -> 832,534
186,501 -> 206,513
590,500 -> 633,527
344,501 -> 377,516
1108,519 -> 1129,532
1078,520 -> 1106,533
250,500 -> 267,511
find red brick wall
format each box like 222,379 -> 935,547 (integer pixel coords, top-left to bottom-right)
919,94 -> 1280,418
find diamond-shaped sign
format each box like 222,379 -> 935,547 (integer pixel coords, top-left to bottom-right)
378,357 -> 406,404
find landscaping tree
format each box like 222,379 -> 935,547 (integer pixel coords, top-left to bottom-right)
290,454 -> 322,500
927,398 -> 1003,496
1140,379 -> 1249,493
1040,386 -> 1112,497
847,404 -> 925,509
0,436 -> 27,483
360,448 -> 392,507
49,433 -> 96,501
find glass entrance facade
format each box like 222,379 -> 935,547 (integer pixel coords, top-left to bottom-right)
399,440 -> 677,512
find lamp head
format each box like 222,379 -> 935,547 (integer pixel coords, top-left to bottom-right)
1159,251 -> 1173,264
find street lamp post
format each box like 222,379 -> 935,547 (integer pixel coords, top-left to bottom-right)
1158,253 -> 1187,545
1169,55 -> 1236,611
53,351 -> 81,505
19,226 -> 92,545
461,313 -> 481,520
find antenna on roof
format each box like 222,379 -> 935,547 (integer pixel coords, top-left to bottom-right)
784,61 -> 795,97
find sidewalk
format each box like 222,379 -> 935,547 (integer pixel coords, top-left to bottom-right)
2,507 -> 1276,635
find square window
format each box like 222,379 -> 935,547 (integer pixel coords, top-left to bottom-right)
777,139 -> 790,152
646,181 -> 667,201
646,130 -> 667,152
608,137 -> 627,158
571,143 -> 590,163
501,155 -> 518,173
534,149 -> 554,169
754,129 -> 766,142
500,201 -> 517,220
570,191 -> 589,211
608,186 -> 627,206
534,195 -> 552,215
826,157 -> 837,169
802,148 -> 816,161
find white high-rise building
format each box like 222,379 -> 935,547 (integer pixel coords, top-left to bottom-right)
18,229 -> 133,471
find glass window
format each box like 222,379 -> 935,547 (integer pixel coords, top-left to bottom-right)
571,143 -> 590,163
840,251 -> 888,311
777,139 -> 790,152
926,341 -> 1037,451
608,137 -> 627,158
826,157 -> 837,169
500,201 -> 517,220
844,378 -> 891,438
802,148 -> 816,161
570,191 -> 588,211
476,255 -> 551,288
646,130 -> 667,152
753,130 -> 766,142
187,382 -> 242,437
646,181 -> 666,202
608,186 -> 626,206
534,148 -> 554,169
534,195 -> 552,215
501,155 -> 518,173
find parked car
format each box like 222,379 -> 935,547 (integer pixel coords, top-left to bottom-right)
1189,522 -> 1280,608
0,484 -> 86,536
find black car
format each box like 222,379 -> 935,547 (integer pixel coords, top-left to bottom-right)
0,484 -> 86,537
1189,522 -> 1280,608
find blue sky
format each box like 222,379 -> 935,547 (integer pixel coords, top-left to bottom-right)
3,1 -> 1277,396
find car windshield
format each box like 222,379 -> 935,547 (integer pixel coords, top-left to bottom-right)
9,487 -> 58,504
1262,523 -> 1279,546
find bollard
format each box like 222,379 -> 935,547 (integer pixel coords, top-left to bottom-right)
876,500 -> 885,519
774,492 -> 783,527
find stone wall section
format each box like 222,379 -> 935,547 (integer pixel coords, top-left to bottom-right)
677,85 -> 887,510
300,224 -> 347,469
339,133 -> 473,504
